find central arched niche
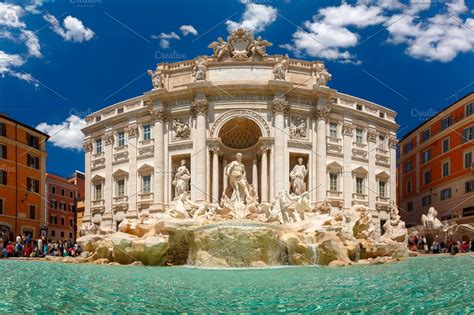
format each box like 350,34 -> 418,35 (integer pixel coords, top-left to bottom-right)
219,117 -> 262,149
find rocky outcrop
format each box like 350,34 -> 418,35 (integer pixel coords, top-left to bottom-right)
77,205 -> 409,267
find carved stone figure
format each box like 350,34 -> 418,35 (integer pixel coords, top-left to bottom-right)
147,67 -> 164,89
315,67 -> 332,87
224,153 -> 252,204
273,56 -> 288,80
192,58 -> 207,81
290,157 -> 307,195
172,119 -> 191,140
172,159 -> 191,199
208,37 -> 230,60
290,117 -> 307,138
248,36 -> 272,58
421,207 -> 443,229
381,206 -> 407,242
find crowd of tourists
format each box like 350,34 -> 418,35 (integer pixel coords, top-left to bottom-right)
408,234 -> 473,254
0,232 -> 82,259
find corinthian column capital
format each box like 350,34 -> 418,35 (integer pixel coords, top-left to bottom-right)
312,105 -> 330,121
150,107 -> 168,122
192,99 -> 208,115
272,99 -> 289,113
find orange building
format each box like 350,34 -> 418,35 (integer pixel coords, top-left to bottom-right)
397,92 -> 474,226
45,173 -> 78,242
0,113 -> 49,241
68,171 -> 85,240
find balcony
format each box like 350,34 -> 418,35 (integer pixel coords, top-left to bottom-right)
327,137 -> 343,154
91,199 -> 105,213
113,195 -> 128,204
352,142 -> 366,150
352,193 -> 368,206
138,144 -> 154,159
376,196 -> 391,210
114,145 -> 128,153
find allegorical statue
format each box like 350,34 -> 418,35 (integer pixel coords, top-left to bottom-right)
147,66 -> 164,89
248,36 -> 272,58
172,159 -> 190,199
208,37 -> 230,60
224,152 -> 251,203
273,56 -> 288,80
172,119 -> 190,140
315,63 -> 332,87
289,157 -> 307,195
192,58 -> 207,81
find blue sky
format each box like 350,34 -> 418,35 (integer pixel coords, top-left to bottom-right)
0,0 -> 473,177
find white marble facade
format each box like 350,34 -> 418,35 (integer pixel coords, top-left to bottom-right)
82,30 -> 399,237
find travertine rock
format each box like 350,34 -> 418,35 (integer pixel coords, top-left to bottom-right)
316,232 -> 351,265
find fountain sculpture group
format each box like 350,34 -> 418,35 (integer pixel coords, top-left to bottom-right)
77,153 -> 410,267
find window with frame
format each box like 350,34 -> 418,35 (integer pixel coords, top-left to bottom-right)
117,179 -> 125,197
0,123 -> 6,137
379,112 -> 385,118
442,138 -> 450,153
29,205 -> 36,220
423,171 -> 431,185
0,144 -> 6,159
0,199 -> 3,214
0,170 -> 6,185
440,188 -> 452,200
442,161 -> 450,177
117,131 -> 125,147
95,184 -> 102,200
329,123 -> 337,138
462,125 -> 474,143
422,149 -> 431,163
27,154 -> 39,169
51,185 -> 56,194
27,134 -> 39,148
466,102 -> 474,117
61,218 -> 65,226
404,142 -> 413,154
95,138 -> 102,154
329,173 -> 338,191
406,180 -> 412,193
355,129 -> 363,144
69,191 -> 73,198
356,104 -> 363,111
421,129 -> 430,142
61,231 -> 64,238
378,181 -> 386,198
142,175 -> 151,194
422,195 -> 431,206
27,177 -> 39,193
61,189 -> 65,196
143,125 -> 151,140
407,202 -> 413,212
441,115 -> 452,130
465,151 -> 473,168
356,177 -> 364,194
465,180 -> 474,193
405,160 -> 412,173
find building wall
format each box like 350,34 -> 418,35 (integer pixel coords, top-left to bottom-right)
45,173 -> 77,242
0,114 -> 48,240
397,93 -> 474,225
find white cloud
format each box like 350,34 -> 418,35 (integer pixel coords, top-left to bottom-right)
25,0 -> 44,14
21,29 -> 41,57
0,3 -> 25,28
0,50 -> 38,86
151,32 -> 181,48
179,24 -> 198,36
386,0 -> 474,62
36,115 -> 86,150
226,0 -> 277,33
44,14 -> 95,42
282,3 -> 385,62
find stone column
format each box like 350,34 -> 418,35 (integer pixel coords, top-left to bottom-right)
252,158 -> 258,198
191,98 -> 208,202
272,99 -> 289,194
83,140 -> 92,224
206,149 -> 212,203
389,136 -> 398,206
222,158 -> 227,194
127,124 -> 139,214
314,106 -> 329,202
310,119 -> 318,203
260,146 -> 269,202
151,107 -> 166,209
342,122 -> 354,209
367,129 -> 377,210
269,148 -> 274,200
163,121 -> 170,205
211,146 -> 219,204
103,130 -> 114,227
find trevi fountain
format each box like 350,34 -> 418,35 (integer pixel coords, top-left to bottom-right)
76,29 -> 410,267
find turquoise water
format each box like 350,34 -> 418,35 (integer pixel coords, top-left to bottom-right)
1,256 -> 473,313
